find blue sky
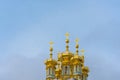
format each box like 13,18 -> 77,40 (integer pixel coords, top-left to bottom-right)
0,0 -> 120,80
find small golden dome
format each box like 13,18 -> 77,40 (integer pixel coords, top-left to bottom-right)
70,55 -> 83,65
82,66 -> 89,73
45,58 -> 57,65
62,51 -> 73,57
71,55 -> 81,60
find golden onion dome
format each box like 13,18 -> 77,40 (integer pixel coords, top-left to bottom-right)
82,66 -> 89,73
70,54 -> 82,61
44,41 -> 57,66
57,51 -> 73,66
62,51 -> 73,57
44,58 -> 57,66
58,32 -> 74,63
70,54 -> 83,65
70,55 -> 84,64
71,38 -> 82,63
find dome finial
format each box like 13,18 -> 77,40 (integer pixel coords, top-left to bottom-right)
75,38 -> 79,44
75,38 -> 79,55
81,49 -> 85,56
65,32 -> 69,51
49,41 -> 54,59
65,32 -> 69,39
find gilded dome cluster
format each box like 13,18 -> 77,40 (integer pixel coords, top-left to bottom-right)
44,33 -> 89,80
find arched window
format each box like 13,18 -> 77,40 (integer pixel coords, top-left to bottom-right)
67,66 -> 70,74
49,68 -> 50,75
50,68 -> 52,75
65,66 -> 67,74
76,65 -> 77,72
62,66 -> 65,75
77,65 -> 79,72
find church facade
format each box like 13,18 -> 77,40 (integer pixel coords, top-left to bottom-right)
45,33 -> 89,80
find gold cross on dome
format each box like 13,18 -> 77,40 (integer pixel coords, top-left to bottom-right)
81,49 -> 85,55
58,51 -> 61,58
49,41 -> 54,47
75,38 -> 79,44
65,32 -> 69,39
